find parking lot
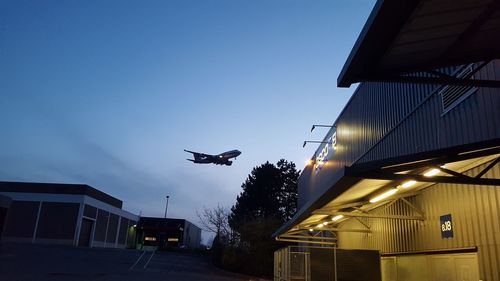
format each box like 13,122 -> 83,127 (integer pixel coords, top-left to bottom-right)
0,243 -> 260,281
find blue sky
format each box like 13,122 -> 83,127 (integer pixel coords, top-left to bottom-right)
0,0 -> 375,242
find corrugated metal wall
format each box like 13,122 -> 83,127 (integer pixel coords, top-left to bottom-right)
337,163 -> 500,281
299,73 -> 438,207
299,61 -> 500,208
359,61 -> 500,163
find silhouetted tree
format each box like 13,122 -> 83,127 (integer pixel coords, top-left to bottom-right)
276,159 -> 300,221
224,159 -> 299,276
229,159 -> 299,230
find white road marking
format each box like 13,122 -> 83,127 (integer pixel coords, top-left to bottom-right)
129,250 -> 146,271
143,250 -> 155,269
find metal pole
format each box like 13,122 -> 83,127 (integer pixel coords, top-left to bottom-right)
164,196 -> 170,218
334,246 -> 337,281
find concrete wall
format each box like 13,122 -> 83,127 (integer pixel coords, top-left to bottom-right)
183,220 -> 201,249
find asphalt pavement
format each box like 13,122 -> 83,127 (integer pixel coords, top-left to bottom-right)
0,243 -> 266,281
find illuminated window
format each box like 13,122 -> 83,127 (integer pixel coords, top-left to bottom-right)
168,238 -> 179,242
145,236 -> 157,241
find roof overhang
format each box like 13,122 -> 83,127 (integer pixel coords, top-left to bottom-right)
337,0 -> 500,88
0,194 -> 11,208
273,139 -> 500,244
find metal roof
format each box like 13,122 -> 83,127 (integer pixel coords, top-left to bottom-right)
337,0 -> 500,88
0,194 -> 11,208
0,181 -> 123,208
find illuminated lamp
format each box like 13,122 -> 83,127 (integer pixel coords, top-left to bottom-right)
305,159 -> 315,166
331,215 -> 344,221
369,188 -> 398,203
424,168 -> 440,177
401,180 -> 417,188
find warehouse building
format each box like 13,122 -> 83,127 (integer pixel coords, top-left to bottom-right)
0,181 -> 138,248
274,0 -> 500,280
0,194 -> 11,240
136,217 -> 201,250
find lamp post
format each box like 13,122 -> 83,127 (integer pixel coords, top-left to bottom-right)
164,195 -> 170,218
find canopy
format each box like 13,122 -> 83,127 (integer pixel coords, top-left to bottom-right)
338,0 -> 500,88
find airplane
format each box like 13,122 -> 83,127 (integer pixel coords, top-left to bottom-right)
184,149 -> 241,166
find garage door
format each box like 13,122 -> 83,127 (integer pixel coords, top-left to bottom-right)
429,253 -> 479,281
381,252 -> 479,281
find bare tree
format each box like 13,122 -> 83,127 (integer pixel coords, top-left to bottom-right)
196,204 -> 232,242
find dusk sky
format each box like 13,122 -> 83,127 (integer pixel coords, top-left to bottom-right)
0,0 -> 375,242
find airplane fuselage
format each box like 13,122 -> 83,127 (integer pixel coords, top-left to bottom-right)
185,149 -> 241,166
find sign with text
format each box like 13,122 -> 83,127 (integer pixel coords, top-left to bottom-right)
314,130 -> 337,173
440,214 -> 453,238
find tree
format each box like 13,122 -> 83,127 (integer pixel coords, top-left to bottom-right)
276,159 -> 300,221
196,204 -> 232,243
224,159 -> 299,276
229,159 -> 299,230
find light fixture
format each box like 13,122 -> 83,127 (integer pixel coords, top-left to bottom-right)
323,221 -> 329,226
311,124 -> 336,132
424,168 -> 440,177
317,223 -> 324,228
401,180 -> 417,188
303,140 -> 331,148
305,159 -> 315,166
331,215 -> 344,221
369,188 -> 398,203
309,228 -> 313,232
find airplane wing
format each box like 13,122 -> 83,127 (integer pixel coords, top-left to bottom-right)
184,149 -> 212,158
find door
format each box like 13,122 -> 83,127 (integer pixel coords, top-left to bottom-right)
383,252 -> 480,281
429,256 -> 454,281
381,257 -> 397,281
78,218 -> 93,247
454,255 -> 480,281
429,253 -> 479,281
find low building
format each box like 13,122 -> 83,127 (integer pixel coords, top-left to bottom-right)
0,181 -> 138,248
0,194 -> 11,240
136,217 -> 201,250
